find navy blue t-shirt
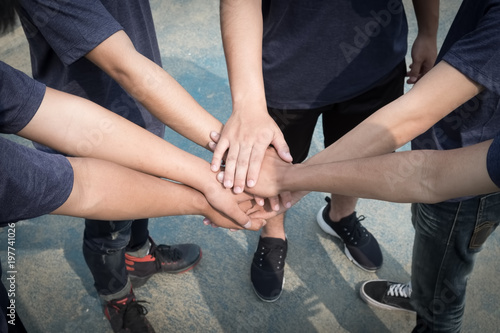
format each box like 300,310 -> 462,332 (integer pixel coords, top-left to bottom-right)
17,0 -> 165,151
411,0 -> 500,201
487,132 -> 500,188
412,0 -> 500,152
262,0 -> 408,109
0,62 -> 73,223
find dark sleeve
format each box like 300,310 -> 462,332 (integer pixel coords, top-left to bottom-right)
0,61 -> 46,134
18,0 -> 123,65
487,133 -> 500,188
0,137 -> 74,223
442,3 -> 500,95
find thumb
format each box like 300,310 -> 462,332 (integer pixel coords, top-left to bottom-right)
271,136 -> 293,162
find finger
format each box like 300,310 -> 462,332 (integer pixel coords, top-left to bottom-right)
279,191 -> 293,209
222,145 -> 239,188
217,171 -> 225,184
210,131 -> 221,143
253,195 -> 265,206
211,137 -> 230,172
248,217 -> 266,230
245,144 -> 267,188
407,61 -> 422,84
271,136 -> 293,163
233,144 -> 252,193
208,141 -> 217,152
268,195 -> 281,211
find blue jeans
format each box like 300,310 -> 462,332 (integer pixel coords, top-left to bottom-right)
410,192 -> 500,333
83,218 -> 149,297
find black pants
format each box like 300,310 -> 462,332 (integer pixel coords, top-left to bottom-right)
82,218 -> 149,296
268,61 -> 406,163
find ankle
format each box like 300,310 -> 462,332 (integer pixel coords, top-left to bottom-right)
328,208 -> 355,223
260,231 -> 286,240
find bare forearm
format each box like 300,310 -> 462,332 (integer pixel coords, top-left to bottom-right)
86,31 -> 223,148
220,0 -> 267,110
55,158 -> 204,220
18,88 -> 259,228
18,88 -> 216,191
286,141 -> 498,203
305,61 -> 482,165
412,0 -> 439,38
53,157 -> 249,229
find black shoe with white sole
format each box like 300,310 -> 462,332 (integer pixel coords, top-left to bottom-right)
316,197 -> 382,272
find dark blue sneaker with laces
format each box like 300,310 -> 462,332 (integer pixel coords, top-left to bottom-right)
316,197 -> 383,272
250,237 -> 287,302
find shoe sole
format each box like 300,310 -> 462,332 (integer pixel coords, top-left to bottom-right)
359,280 -> 416,314
316,206 -> 377,273
129,250 -> 202,288
252,277 -> 285,303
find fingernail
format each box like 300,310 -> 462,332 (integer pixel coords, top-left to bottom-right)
258,199 -> 264,206
247,179 -> 255,187
203,218 -> 210,225
243,221 -> 252,229
234,186 -> 242,194
217,172 -> 224,183
274,204 -> 280,211
211,164 -> 218,172
209,142 -> 216,150
286,202 -> 291,208
224,180 -> 233,188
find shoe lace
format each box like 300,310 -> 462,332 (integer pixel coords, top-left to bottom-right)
152,244 -> 182,269
122,299 -> 150,331
342,215 -> 368,245
387,283 -> 412,298
256,244 -> 286,270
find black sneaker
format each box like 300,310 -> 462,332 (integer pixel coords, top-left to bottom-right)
251,237 -> 287,302
125,237 -> 202,288
360,279 -> 415,313
316,197 -> 383,272
104,292 -> 155,333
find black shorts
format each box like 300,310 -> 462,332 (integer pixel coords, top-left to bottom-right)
268,61 -> 406,163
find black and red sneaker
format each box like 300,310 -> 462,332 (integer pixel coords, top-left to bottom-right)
125,237 -> 202,288
104,292 -> 155,333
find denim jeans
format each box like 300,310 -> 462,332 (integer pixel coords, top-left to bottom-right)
82,218 -> 149,297
410,192 -> 500,333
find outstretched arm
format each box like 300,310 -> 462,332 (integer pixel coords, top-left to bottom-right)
53,156 -> 262,230
248,141 -> 498,205
306,61 -> 482,164
243,61 -> 485,218
85,30 -> 223,149
17,87 -> 263,230
212,0 -> 292,193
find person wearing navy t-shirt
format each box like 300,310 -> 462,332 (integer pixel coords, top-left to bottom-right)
214,0 -> 439,302
362,1 -> 500,332
13,0 -> 249,331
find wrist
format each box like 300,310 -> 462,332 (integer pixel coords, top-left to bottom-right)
231,92 -> 267,114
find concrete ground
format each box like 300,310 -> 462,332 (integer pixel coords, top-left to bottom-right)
1,1 -> 499,332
